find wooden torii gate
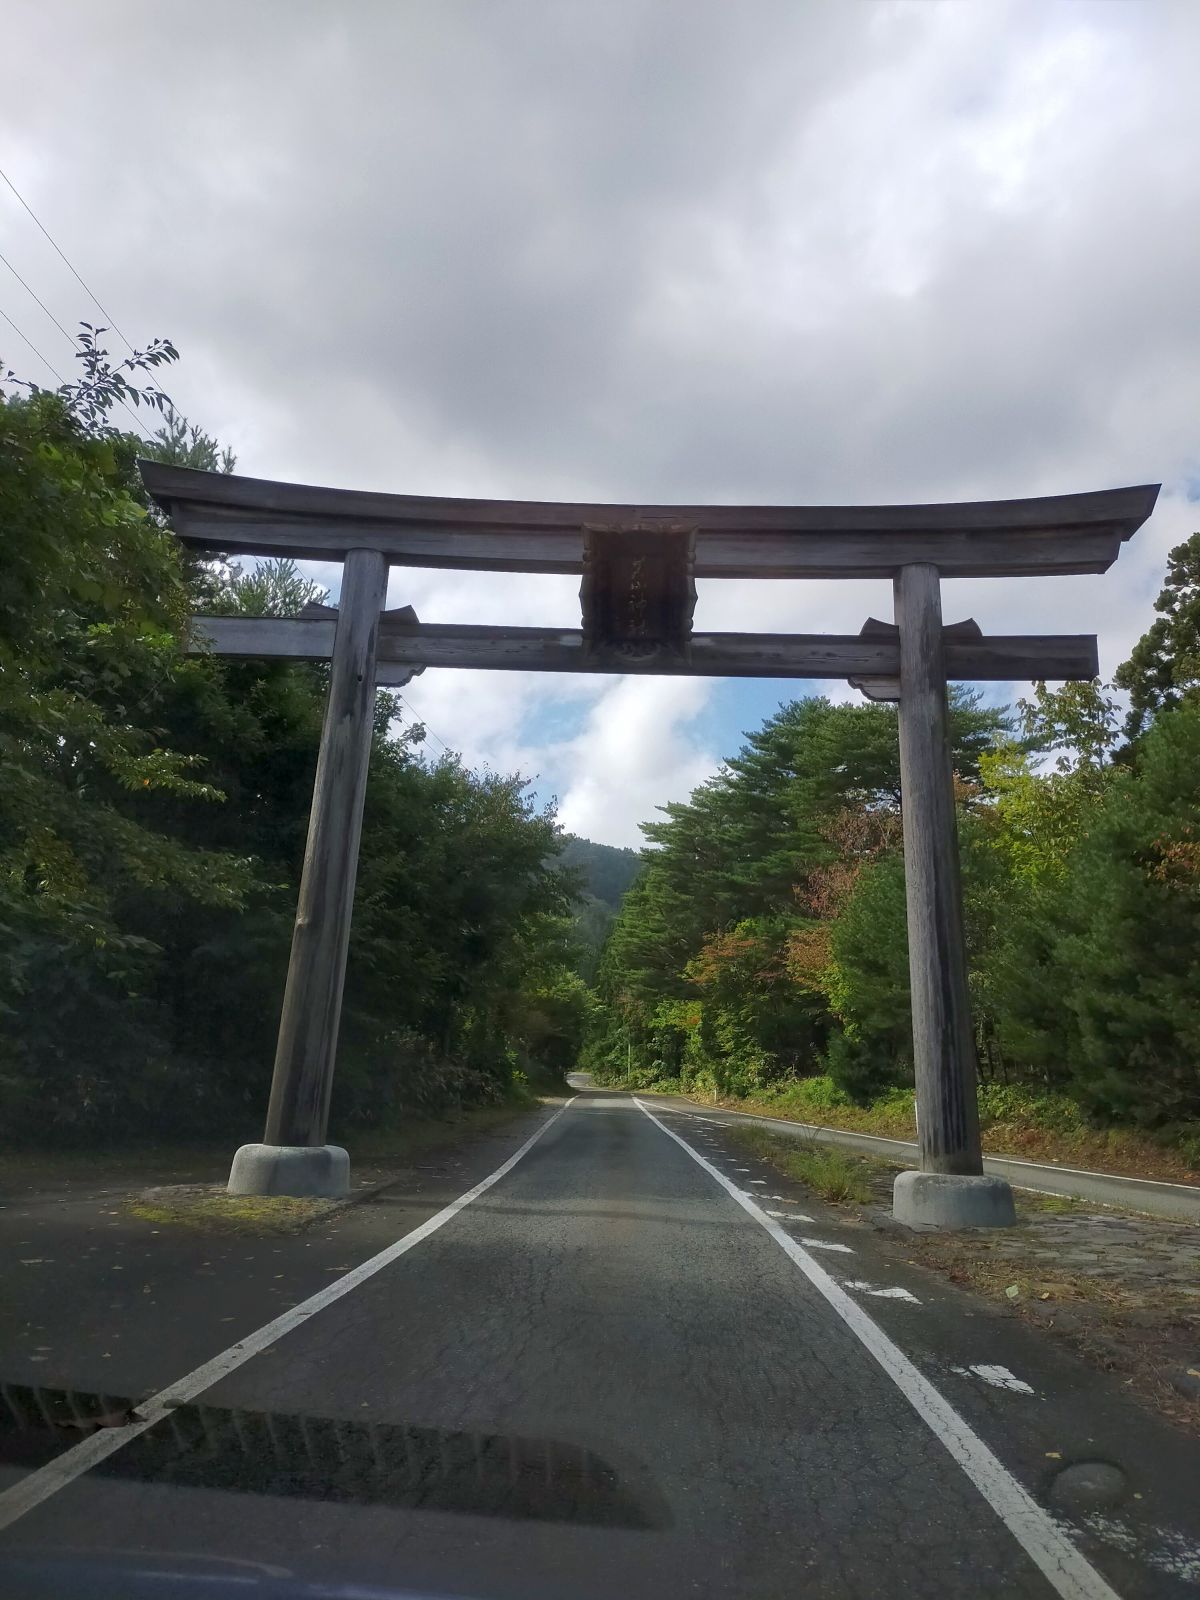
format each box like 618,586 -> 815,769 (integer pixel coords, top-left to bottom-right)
140,462 -> 1158,1226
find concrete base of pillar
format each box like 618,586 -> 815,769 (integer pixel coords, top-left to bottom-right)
893,1169 -> 1016,1229
227,1143 -> 350,1199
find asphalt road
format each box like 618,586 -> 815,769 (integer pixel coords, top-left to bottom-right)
2,1090 -> 1198,1600
636,1091 -> 1200,1223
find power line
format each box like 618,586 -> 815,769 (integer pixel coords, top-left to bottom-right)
0,163 -> 169,435
396,693 -> 455,758
0,246 -> 78,345
0,246 -> 156,441
0,302 -> 68,386
0,163 -> 133,351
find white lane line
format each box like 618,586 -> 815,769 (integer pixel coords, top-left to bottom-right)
799,1237 -> 855,1254
634,1097 -> 1120,1600
953,1364 -> 1036,1395
0,1099 -> 575,1535
845,1281 -> 922,1305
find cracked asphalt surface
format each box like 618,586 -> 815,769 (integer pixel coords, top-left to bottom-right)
2,1089 -> 1198,1599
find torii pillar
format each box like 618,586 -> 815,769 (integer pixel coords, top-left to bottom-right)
225,555 -> 419,1199
891,566 -> 1014,1227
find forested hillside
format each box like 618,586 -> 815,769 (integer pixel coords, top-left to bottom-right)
0,339 -> 589,1144
560,836 -> 641,980
587,553 -> 1200,1162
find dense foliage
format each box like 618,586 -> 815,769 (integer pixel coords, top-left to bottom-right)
1,340 -> 585,1144
559,836 -> 641,981
587,553 -> 1200,1149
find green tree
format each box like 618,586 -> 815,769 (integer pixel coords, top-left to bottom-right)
1115,531 -> 1200,740
589,691 -> 1006,1096
148,404 -> 237,473
823,853 -> 911,1100
0,343 -> 262,1136
979,680 -> 1119,885
1,336 -> 585,1142
1047,701 -> 1200,1126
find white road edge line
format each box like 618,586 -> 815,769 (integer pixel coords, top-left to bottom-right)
0,1098 -> 576,1535
633,1096 -> 1121,1600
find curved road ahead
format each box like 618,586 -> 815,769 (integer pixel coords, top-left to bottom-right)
1,1089 -> 1197,1599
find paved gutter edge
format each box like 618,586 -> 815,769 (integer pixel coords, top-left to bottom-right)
639,1093 -> 1200,1224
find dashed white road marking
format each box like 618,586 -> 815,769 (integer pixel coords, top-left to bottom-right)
845,1281 -> 922,1305
799,1237 -> 855,1254
765,1209 -> 814,1223
953,1364 -> 1036,1395
634,1097 -> 1121,1600
0,1099 -> 577,1535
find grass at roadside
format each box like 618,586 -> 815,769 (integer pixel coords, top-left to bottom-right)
728,1125 -> 872,1205
128,1192 -> 336,1233
658,1075 -> 1200,1186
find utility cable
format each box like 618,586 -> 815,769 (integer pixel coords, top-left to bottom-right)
0,301 -> 68,386
0,164 -> 172,432
397,693 -> 455,757
0,163 -> 134,349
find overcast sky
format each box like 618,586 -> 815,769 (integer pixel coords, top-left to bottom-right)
4,1 -> 1198,845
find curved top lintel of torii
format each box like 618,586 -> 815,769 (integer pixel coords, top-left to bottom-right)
140,461 -> 1159,581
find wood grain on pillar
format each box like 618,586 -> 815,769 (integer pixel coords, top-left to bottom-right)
894,564 -> 984,1176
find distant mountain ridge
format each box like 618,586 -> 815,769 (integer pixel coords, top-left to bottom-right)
559,835 -> 641,907
559,836 -> 641,978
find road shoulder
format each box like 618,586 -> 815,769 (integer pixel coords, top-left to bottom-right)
0,1100 -> 566,1405
641,1096 -> 1200,1597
